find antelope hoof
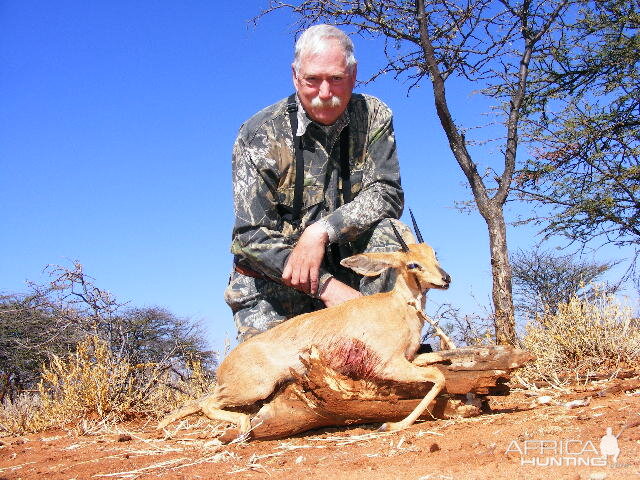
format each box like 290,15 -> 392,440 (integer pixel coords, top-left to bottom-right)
220,429 -> 252,444
219,415 -> 253,444
219,428 -> 241,444
378,421 -> 405,432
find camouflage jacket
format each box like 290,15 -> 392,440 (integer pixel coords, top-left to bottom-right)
231,93 -> 404,288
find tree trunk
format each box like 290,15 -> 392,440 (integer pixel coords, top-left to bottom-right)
415,0 -> 518,344
485,204 -> 517,345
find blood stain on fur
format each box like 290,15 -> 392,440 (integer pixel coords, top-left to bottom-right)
325,338 -> 381,380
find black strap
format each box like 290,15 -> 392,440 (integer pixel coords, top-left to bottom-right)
339,125 -> 351,204
287,94 -> 305,225
286,94 -> 352,221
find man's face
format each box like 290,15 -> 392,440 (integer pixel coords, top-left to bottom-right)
292,39 -> 357,126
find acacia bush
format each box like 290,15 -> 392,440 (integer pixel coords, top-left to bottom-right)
0,336 -> 215,435
1,262 -> 217,404
521,288 -> 640,383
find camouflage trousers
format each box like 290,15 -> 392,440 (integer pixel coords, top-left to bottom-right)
224,218 -> 415,342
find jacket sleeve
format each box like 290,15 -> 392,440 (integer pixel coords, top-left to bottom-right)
323,99 -> 404,244
230,134 -> 334,288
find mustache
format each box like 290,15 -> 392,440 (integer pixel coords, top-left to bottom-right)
310,95 -> 342,108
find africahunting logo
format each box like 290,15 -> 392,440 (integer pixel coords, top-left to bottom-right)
505,427 -> 622,467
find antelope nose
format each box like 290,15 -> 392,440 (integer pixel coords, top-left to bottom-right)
441,271 -> 451,285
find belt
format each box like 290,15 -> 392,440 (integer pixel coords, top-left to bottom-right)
233,263 -> 266,279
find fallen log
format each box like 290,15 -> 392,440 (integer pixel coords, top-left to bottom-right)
235,345 -> 534,440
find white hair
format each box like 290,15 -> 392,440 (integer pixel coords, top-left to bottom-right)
293,24 -> 357,74
311,95 -> 342,109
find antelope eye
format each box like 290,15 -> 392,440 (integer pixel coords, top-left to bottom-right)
407,263 -> 422,270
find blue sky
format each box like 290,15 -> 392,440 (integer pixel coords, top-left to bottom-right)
1,1 -> 633,351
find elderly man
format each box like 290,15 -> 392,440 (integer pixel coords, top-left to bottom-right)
225,24 -> 412,341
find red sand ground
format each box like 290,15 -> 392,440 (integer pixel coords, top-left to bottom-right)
1,379 -> 639,480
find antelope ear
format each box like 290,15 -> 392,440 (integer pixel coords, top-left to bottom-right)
341,252 -> 401,276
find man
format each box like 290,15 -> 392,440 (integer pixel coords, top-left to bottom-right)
225,24 -> 413,341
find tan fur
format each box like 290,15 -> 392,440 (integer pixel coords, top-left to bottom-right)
158,242 -> 451,438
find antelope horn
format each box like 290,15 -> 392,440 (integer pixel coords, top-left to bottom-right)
409,209 -> 424,244
390,221 -> 410,252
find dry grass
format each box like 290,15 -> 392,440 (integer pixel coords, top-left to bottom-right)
521,289 -> 640,383
0,336 -> 216,436
0,392 -> 43,435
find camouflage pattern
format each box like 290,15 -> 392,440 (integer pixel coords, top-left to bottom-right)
225,93 -> 406,342
225,219 -> 415,342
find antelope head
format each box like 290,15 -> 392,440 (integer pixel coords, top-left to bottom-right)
341,212 -> 451,295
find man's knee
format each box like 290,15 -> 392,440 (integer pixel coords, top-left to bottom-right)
233,301 -> 286,342
225,271 -> 321,341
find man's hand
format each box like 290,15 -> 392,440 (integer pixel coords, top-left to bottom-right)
282,221 -> 329,295
318,277 -> 362,308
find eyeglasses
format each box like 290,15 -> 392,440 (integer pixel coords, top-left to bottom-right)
297,74 -> 350,89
